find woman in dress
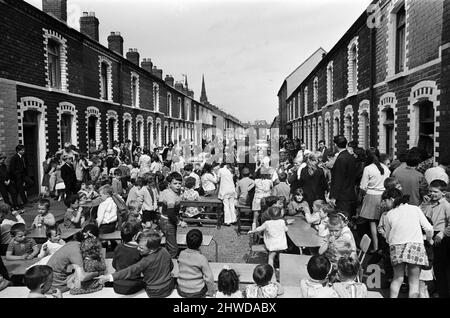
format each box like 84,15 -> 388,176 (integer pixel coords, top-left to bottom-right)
298,153 -> 328,209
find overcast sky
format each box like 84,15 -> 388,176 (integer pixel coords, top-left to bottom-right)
26,0 -> 372,123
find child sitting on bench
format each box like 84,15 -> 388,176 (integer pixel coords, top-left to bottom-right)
300,255 -> 337,298
6,223 -> 39,260
37,227 -> 65,258
32,199 -> 55,230
216,265 -> 243,298
96,229 -> 175,298
245,264 -> 283,298
25,265 -> 62,298
112,221 -> 145,295
332,255 -> 367,298
177,229 -> 214,298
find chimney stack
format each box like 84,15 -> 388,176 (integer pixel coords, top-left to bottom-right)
126,48 -> 140,66
165,75 -> 174,87
174,82 -> 184,92
42,0 -> 67,22
141,58 -> 153,73
151,66 -> 163,79
107,32 -> 123,56
80,12 -> 99,41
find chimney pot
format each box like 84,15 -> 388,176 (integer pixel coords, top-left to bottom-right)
107,32 -> 124,55
80,11 -> 99,42
141,58 -> 153,73
126,49 -> 140,66
42,0 -> 67,22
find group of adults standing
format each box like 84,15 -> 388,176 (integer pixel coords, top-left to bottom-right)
0,145 -> 33,211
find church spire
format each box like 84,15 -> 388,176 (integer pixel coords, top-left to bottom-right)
200,74 -> 208,104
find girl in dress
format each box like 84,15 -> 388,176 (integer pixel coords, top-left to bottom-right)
201,163 -> 218,197
251,168 -> 273,230
248,206 -> 288,268
382,188 -> 433,298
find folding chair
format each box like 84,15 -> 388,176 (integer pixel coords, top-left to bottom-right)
357,234 -> 371,282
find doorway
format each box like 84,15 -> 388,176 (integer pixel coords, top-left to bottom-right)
22,110 -> 39,195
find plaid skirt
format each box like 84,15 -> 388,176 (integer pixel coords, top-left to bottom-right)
389,242 -> 429,267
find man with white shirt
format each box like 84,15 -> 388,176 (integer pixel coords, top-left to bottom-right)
425,158 -> 449,185
296,143 -> 312,162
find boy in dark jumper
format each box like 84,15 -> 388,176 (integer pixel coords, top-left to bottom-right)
112,221 -> 145,294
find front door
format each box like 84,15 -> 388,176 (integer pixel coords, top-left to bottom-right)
23,110 -> 39,195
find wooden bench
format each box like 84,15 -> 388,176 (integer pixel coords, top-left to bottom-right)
235,204 -> 253,234
278,286 -> 383,298
106,259 -> 257,284
0,286 -> 182,298
99,232 -> 219,261
279,254 -> 311,287
180,198 -> 223,228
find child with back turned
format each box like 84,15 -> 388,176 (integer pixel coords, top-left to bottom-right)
245,264 -> 283,298
112,221 -> 144,295
25,265 -> 62,298
300,255 -> 337,298
215,266 -> 243,298
248,206 -> 288,268
177,229 -> 214,298
96,229 -> 175,298
332,256 -> 367,298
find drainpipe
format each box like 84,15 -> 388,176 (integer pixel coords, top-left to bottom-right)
369,26 -> 376,151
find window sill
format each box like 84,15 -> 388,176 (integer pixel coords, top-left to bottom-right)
385,71 -> 407,83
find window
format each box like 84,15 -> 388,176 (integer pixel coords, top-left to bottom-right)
348,39 -> 358,95
395,6 -> 406,74
88,116 -> 97,146
131,73 -> 139,107
384,108 -> 395,157
60,113 -> 72,147
313,78 -> 319,111
100,63 -> 108,100
153,84 -> 160,112
48,40 -> 61,89
108,118 -> 115,147
168,93 -> 172,117
304,87 -> 309,115
178,98 -> 182,119
345,115 -> 352,141
327,62 -> 334,104
333,117 -> 340,137
418,101 -> 434,156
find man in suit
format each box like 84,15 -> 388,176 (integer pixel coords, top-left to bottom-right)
329,135 -> 357,218
60,155 -> 78,198
0,153 -> 17,209
9,145 -> 31,208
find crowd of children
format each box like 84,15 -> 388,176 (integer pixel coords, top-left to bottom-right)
0,134 -> 449,299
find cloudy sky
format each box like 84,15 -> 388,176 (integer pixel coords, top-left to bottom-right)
26,0 -> 372,123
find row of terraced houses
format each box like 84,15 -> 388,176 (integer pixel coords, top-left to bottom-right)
0,0 -> 244,193
278,0 -> 450,163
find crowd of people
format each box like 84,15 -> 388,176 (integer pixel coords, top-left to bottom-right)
0,133 -> 448,298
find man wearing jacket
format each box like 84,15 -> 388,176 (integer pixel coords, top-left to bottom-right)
9,145 -> 32,208
329,135 -> 357,218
